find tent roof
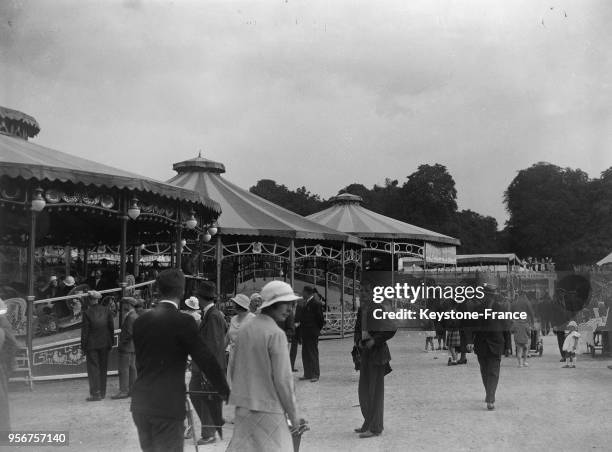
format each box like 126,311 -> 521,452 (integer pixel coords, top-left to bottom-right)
306,193 -> 460,245
596,252 -> 612,266
167,156 -> 363,244
456,254 -> 520,265
0,133 -> 220,212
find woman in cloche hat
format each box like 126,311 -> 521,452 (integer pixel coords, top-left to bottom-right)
226,281 -> 306,452
225,294 -> 255,388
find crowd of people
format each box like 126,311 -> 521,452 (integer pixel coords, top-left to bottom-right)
2,267 -> 610,451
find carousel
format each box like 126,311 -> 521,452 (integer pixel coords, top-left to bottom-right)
307,193 -> 460,299
0,106 -> 221,381
167,154 -> 364,336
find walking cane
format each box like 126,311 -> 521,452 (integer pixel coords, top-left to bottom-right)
185,397 -> 199,452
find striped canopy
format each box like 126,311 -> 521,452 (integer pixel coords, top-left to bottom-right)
0,133 -> 220,212
306,193 -> 460,246
167,155 -> 362,244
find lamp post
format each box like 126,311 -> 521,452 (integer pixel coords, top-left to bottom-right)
27,187 -> 46,371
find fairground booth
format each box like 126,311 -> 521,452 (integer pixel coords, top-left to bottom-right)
0,106 -> 221,382
166,155 -> 364,336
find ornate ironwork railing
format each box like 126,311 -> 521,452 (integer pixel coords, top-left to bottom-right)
322,311 -> 358,335
363,239 -> 424,258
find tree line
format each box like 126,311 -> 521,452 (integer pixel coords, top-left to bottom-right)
250,162 -> 612,270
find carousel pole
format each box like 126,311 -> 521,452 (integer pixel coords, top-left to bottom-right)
341,243 -> 345,339
391,240 -> 395,310
352,264 -> 357,312
175,204 -> 182,270
83,247 -> 89,280
289,239 -> 295,289
119,194 -> 128,285
26,207 -> 37,377
64,245 -> 71,277
215,235 -> 222,299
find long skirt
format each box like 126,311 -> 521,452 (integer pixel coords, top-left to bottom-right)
446,330 -> 461,348
226,407 -> 293,452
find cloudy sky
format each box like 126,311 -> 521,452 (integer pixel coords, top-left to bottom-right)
2,0 -> 611,227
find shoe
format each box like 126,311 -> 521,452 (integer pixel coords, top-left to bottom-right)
359,430 -> 380,438
299,376 -> 311,380
447,359 -> 457,366
607,365 -> 612,370
110,392 -> 129,399
86,395 -> 102,402
560,358 -> 566,362
354,427 -> 366,433
436,347 -> 441,350
292,368 -> 299,372
310,378 -> 319,382
523,362 -> 529,367
457,359 -> 467,365
197,437 -> 216,445
562,364 -> 570,368
487,403 -> 495,411
570,365 -> 576,368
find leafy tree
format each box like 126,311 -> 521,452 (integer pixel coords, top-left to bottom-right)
249,179 -> 326,216
504,162 -> 591,268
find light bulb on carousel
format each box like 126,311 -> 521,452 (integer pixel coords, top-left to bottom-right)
127,198 -> 140,220
207,223 -> 218,236
185,209 -> 198,230
180,238 -> 187,248
30,187 -> 46,212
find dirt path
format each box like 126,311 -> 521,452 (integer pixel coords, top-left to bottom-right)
9,331 -> 612,451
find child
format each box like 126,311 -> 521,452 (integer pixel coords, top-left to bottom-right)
511,317 -> 531,367
424,320 -> 436,352
562,321 -> 580,368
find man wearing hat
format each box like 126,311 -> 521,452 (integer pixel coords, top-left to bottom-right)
131,269 -> 229,452
111,297 -> 144,400
81,290 -> 114,401
189,281 -> 228,445
466,284 -> 511,411
299,286 -> 325,382
227,281 -> 302,451
0,299 -> 17,431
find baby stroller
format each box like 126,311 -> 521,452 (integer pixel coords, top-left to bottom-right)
528,329 -> 543,357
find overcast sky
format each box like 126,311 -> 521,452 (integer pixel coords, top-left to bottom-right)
2,0 -> 611,227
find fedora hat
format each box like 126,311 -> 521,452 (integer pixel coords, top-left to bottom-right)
184,296 -> 200,311
230,294 -> 251,311
195,281 -> 216,301
259,281 -> 300,310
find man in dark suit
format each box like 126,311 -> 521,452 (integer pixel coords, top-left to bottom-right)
81,290 -> 114,401
289,298 -> 304,372
299,286 -> 325,382
87,269 -> 109,291
189,282 -> 228,445
111,297 -> 144,399
131,270 -> 229,452
466,284 -> 511,411
354,294 -> 396,439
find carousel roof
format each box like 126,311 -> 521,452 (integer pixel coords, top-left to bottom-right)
167,155 -> 363,244
0,133 -> 220,212
306,193 -> 460,245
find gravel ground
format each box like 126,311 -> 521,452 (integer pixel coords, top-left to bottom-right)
8,330 -> 612,452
